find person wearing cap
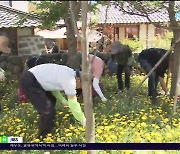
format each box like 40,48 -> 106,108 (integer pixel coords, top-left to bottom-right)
111,41 -> 133,93
19,58 -> 86,138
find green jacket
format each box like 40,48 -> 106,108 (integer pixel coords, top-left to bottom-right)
115,45 -> 132,65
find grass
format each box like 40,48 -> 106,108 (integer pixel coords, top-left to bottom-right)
0,74 -> 180,154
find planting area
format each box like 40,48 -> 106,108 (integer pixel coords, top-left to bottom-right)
0,74 -> 179,154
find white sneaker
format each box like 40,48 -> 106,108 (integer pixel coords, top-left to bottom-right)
101,97 -> 108,102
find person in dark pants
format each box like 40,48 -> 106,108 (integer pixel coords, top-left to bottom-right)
106,54 -> 118,76
138,48 -> 172,103
18,56 -> 50,104
19,60 -> 86,138
111,41 -> 133,93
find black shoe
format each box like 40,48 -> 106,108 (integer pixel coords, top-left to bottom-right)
150,96 -> 159,104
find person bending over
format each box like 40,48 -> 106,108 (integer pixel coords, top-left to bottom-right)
19,62 -> 86,138
138,48 -> 172,103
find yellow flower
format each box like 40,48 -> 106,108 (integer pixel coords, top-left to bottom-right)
134,137 -> 141,143
103,122 -> 108,125
114,113 -> 120,117
14,130 -> 21,135
65,114 -> 70,117
142,115 -> 147,120
166,133 -> 173,139
112,118 -> 120,122
66,133 -> 73,137
43,137 -> 54,143
166,125 -> 171,130
97,129 -> 103,134
78,127 -> 85,131
69,126 -> 75,130
125,150 -> 133,154
145,133 -> 151,141
33,139 -> 40,142
15,119 -> 21,122
80,151 -> 88,154
65,129 -> 71,133
20,133 -> 25,137
130,122 -> 135,127
47,133 -> 52,137
110,135 -> 117,140
141,122 -> 147,127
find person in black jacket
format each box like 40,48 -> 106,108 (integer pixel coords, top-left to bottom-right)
138,48 -> 172,103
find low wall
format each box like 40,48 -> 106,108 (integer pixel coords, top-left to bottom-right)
0,52 -> 139,80
0,53 -> 69,80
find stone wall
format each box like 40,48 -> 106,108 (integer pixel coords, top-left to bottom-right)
18,36 -> 45,55
0,53 -> 69,80
0,52 -> 139,80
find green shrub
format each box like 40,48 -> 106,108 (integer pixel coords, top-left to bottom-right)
121,37 -> 144,53
121,32 -> 173,52
153,32 -> 173,49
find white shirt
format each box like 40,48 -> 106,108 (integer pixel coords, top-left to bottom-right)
29,64 -> 76,96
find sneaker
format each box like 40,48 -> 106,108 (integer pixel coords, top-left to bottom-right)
101,97 -> 108,102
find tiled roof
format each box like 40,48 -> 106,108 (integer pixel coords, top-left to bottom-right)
0,4 -> 41,28
94,5 -> 179,24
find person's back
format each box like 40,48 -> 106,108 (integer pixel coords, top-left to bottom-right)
89,54 -> 105,79
138,48 -> 169,75
138,48 -> 168,65
111,41 -> 132,65
29,64 -> 76,94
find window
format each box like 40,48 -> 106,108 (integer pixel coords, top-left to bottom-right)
125,25 -> 139,40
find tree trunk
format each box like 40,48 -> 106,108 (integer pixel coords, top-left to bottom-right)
64,1 -> 81,57
168,1 -> 180,98
64,17 -> 77,57
81,1 -> 96,153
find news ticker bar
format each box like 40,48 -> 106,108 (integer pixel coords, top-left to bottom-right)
0,143 -> 180,150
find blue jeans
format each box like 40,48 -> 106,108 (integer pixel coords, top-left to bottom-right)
117,64 -> 131,91
138,58 -> 159,97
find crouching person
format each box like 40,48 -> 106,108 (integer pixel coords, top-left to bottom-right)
138,48 -> 172,103
19,63 -> 86,138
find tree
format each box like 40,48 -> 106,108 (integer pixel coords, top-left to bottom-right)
33,1 -> 81,57
113,1 -> 180,99
81,2 -> 96,152
35,1 -> 97,148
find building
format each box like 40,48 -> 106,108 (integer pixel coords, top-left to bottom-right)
0,1 -> 29,12
93,4 -> 173,49
0,4 -> 44,55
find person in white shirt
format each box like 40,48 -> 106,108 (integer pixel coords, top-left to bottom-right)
19,61 -> 86,138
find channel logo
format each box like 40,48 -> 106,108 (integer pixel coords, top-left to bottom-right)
0,136 -> 23,143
